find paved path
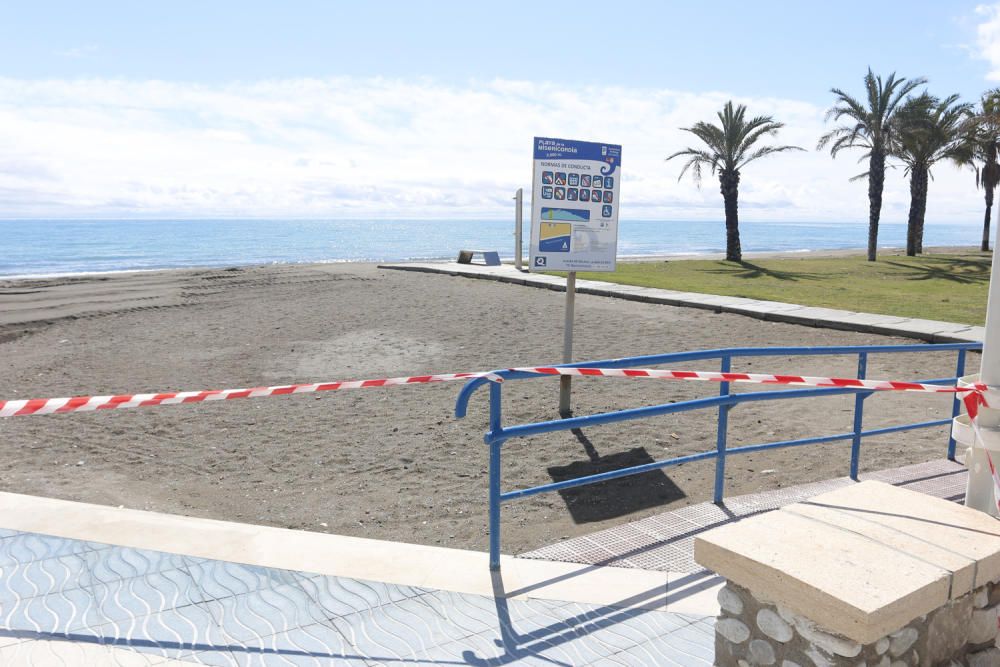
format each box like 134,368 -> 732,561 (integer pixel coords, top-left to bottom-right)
380,262 -> 984,344
0,529 -> 715,666
0,458 -> 972,665
0,492 -> 718,666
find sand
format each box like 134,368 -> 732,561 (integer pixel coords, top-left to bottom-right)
0,262 -> 975,554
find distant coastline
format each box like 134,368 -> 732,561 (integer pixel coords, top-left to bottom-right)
0,245 -> 984,285
0,218 -> 985,279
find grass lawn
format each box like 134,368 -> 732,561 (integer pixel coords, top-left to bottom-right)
568,251 -> 992,326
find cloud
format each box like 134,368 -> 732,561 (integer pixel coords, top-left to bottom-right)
53,44 -> 99,59
976,4 -> 1000,80
0,76 -> 981,222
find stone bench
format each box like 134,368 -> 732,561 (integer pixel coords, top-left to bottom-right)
456,249 -> 501,266
694,480 -> 1000,666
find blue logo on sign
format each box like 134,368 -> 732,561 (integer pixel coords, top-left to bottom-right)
541,186 -> 553,199
604,177 -> 614,189
602,205 -> 612,217
534,256 -> 547,267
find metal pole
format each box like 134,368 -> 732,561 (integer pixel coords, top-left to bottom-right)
849,352 -> 868,481
713,355 -> 731,503
559,272 -> 577,416
488,380 -> 504,570
948,348 -> 967,461
559,271 -> 576,417
514,189 -> 523,271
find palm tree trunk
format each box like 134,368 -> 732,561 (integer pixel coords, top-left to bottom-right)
719,169 -> 742,262
867,151 -> 885,262
906,167 -> 928,256
985,184 -> 994,253
914,167 -> 928,255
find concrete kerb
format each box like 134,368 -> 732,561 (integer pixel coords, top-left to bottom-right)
378,262 -> 984,345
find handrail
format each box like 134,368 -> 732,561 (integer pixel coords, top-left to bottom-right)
454,342 -> 981,570
453,343 -> 978,418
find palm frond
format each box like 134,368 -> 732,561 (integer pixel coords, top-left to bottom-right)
666,100 -> 798,184
737,145 -> 804,170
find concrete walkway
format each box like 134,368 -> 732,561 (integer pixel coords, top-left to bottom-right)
0,458 -> 972,665
0,493 -> 717,666
379,262 -> 984,344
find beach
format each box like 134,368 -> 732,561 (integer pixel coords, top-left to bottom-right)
0,262 -> 973,554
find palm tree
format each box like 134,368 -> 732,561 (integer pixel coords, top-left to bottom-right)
890,94 -> 972,255
966,90 -> 1000,251
666,101 -> 802,262
819,69 -> 926,261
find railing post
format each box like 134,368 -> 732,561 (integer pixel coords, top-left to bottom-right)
488,380 -> 504,570
948,348 -> 967,461
850,352 -> 868,481
714,355 -> 731,503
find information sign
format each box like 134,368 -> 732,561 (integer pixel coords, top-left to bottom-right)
529,137 -> 621,272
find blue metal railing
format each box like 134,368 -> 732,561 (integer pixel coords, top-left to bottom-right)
454,343 -> 981,570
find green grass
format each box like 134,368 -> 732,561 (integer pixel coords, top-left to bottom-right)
565,252 -> 992,326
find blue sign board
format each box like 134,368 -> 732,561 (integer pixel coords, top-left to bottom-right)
529,137 -> 621,272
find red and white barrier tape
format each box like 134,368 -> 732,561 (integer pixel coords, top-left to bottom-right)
2,364 -> 998,507
511,366 -> 987,398
0,366 -> 988,418
0,371 -> 499,418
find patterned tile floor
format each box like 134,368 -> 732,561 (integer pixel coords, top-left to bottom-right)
0,459 -> 969,665
0,529 -> 714,666
521,459 -> 969,573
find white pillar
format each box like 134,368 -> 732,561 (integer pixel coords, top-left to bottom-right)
966,225 -> 1000,516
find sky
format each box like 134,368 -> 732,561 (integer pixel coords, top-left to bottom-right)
1,1 -> 999,222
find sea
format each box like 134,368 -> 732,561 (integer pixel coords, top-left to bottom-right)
0,218 -> 986,279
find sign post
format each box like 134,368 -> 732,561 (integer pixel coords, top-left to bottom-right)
528,137 -> 622,415
514,188 -> 524,271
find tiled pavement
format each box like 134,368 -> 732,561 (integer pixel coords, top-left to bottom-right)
0,529 -> 714,666
380,262 -> 984,344
0,459 -> 970,665
521,459 -> 968,573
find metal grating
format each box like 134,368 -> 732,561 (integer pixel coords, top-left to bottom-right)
521,459 -> 969,573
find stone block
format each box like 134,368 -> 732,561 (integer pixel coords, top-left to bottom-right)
748,638 -> 776,665
718,618 -> 751,644
757,608 -> 793,642
695,506 -> 951,643
967,606 -> 998,645
968,647 -> 1000,667
916,594 -> 971,665
804,482 -> 1000,588
720,584 -> 745,614
783,502 -> 976,599
887,626 -> 918,657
